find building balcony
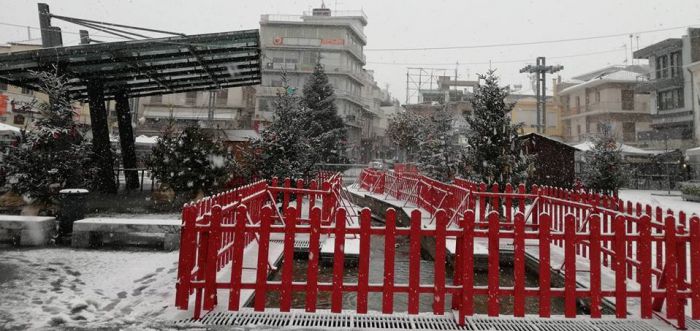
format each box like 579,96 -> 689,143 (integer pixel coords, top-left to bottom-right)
634,70 -> 684,93
561,101 -> 650,119
650,110 -> 694,127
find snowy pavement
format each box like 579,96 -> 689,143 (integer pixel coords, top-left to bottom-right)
619,189 -> 700,215
0,247 -> 190,330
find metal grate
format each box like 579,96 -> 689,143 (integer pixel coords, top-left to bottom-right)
179,310 -> 667,330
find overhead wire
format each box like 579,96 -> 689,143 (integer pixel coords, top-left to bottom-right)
365,23 -> 700,52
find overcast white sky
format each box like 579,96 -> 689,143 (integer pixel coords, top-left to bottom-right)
2,0 -> 700,103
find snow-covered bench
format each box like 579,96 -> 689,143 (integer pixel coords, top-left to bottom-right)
71,218 -> 181,250
0,215 -> 55,246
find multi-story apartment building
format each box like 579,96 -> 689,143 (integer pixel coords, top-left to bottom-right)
507,83 -> 563,139
633,28 -> 700,149
255,5 -> 372,161
557,65 -> 651,145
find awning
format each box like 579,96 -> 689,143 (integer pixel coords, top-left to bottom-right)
0,30 -> 261,100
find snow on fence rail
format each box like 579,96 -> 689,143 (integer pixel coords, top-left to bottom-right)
356,168 -> 700,328
174,173 -> 343,318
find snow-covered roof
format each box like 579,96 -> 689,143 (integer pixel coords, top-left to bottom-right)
573,141 -> 660,155
135,135 -> 158,145
559,70 -> 646,95
0,122 -> 21,134
686,146 -> 700,155
222,129 -> 259,142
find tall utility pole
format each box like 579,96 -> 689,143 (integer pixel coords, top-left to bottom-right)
519,57 -> 563,134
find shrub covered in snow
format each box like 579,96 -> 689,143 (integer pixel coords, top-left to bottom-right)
148,125 -> 236,197
416,107 -> 465,182
386,110 -> 424,162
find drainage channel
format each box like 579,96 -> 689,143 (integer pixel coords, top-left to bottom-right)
178,309 -> 664,330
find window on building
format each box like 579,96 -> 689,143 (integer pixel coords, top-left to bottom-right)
594,90 -> 600,103
185,91 -> 197,105
623,122 -> 636,142
13,114 -> 25,125
657,88 -> 684,110
575,96 -> 581,113
656,55 -> 669,79
670,51 -> 682,77
151,95 -> 162,103
216,89 -> 228,106
577,124 -> 581,138
621,90 -> 634,110
0,82 -> 7,91
21,87 -> 33,95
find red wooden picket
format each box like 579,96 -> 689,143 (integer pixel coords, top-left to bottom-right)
487,211 -> 500,317
283,178 -> 291,212
280,206 -> 297,312
614,214 -> 627,318
305,207 -> 321,312
203,206 -> 222,311
175,204 -> 196,309
357,208 -> 371,314
296,179 -> 303,219
656,207 -> 663,272
254,206 -> 273,311
691,216 -> 700,319
505,184 -> 513,224
513,212 -> 525,317
639,214 -> 652,318
433,209 -> 447,315
408,209 -> 422,314
564,213 -> 576,318
227,204 -> 247,310
589,214 -> 602,318
459,210 -> 475,324
331,208 -> 346,313
382,208 -> 396,314
664,215 -> 678,320
539,213 -> 551,317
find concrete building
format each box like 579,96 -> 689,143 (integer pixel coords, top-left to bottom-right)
0,42 -> 49,130
633,28 -> 700,149
134,87 -> 256,136
508,83 -> 563,139
557,65 -> 651,145
255,5 -> 372,160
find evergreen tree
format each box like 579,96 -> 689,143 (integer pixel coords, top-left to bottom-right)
252,75 -> 316,179
416,108 -> 463,182
386,110 -> 423,162
465,70 -> 532,187
301,62 -> 347,164
581,123 -> 628,195
3,71 -> 97,204
148,125 -> 235,197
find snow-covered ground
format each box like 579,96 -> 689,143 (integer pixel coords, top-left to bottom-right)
618,189 -> 700,215
0,247 -> 191,330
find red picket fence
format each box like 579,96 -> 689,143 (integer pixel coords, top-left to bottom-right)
176,199 -> 700,327
355,168 -> 700,327
175,173 -> 343,318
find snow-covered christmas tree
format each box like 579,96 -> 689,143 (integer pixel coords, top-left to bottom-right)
465,70 -> 532,187
301,62 -> 347,164
581,123 -> 628,195
416,107 -> 463,182
386,110 -> 423,162
252,74 -> 316,180
148,125 -> 235,197
3,71 -> 97,205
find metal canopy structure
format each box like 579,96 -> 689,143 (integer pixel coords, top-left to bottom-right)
0,29 -> 262,100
